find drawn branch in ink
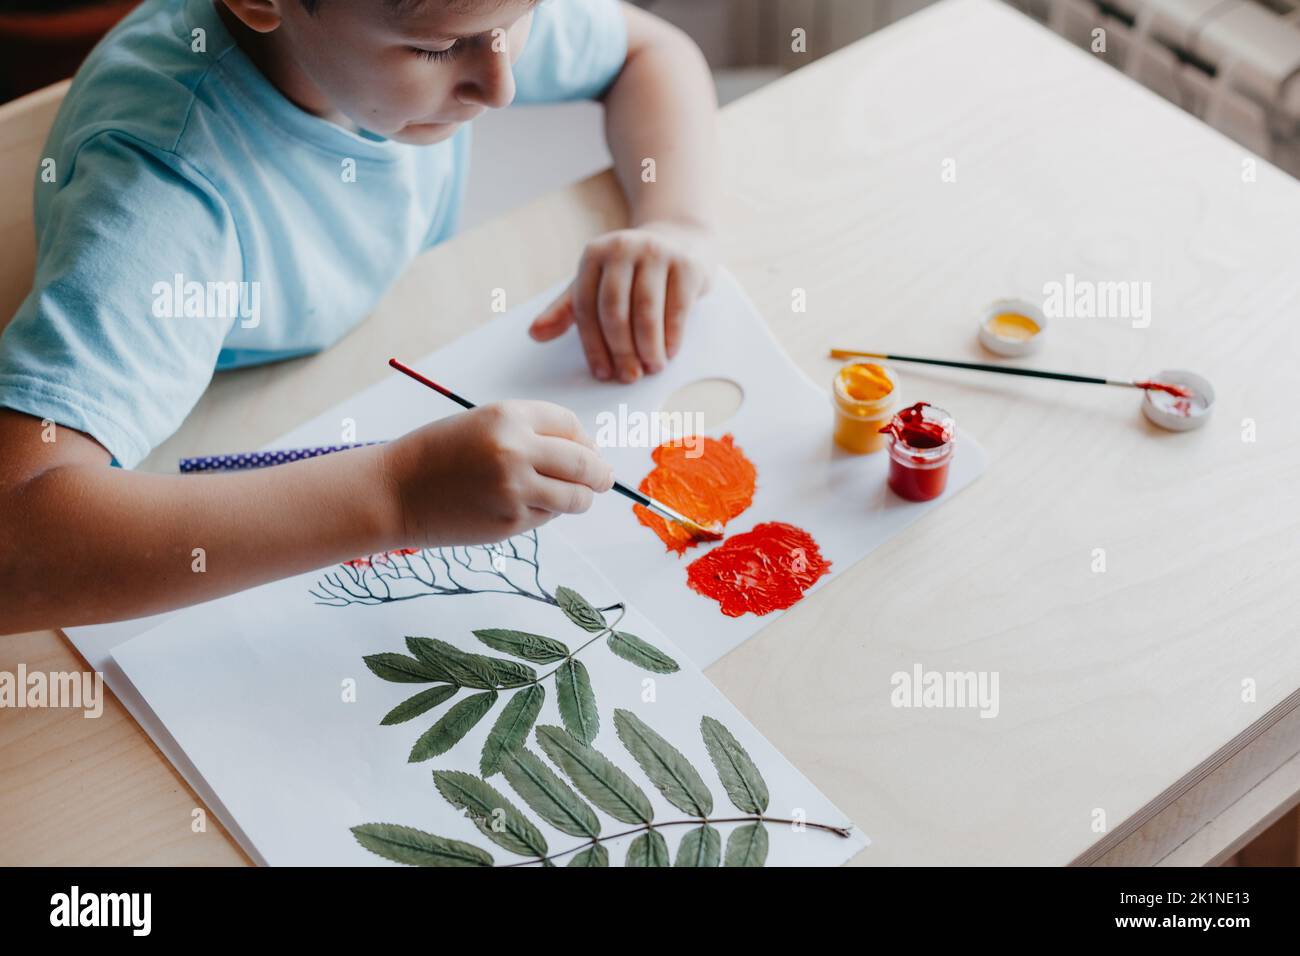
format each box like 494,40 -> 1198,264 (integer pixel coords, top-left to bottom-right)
358,586 -> 681,776
351,712 -> 853,867
309,530 -> 551,607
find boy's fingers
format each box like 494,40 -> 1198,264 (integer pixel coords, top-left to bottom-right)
528,474 -> 596,515
529,285 -> 575,341
664,262 -> 693,359
532,435 -> 614,491
597,262 -> 640,383
526,506 -> 558,527
571,261 -> 612,380
524,401 -> 595,448
631,260 -> 668,374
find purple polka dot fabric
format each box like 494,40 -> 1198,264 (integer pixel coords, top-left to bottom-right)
179,442 -> 381,473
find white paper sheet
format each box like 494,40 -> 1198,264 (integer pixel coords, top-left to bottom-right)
72,268 -> 984,865
112,525 -> 869,866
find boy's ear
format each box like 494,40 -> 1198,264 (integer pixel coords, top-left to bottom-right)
220,0 -> 285,34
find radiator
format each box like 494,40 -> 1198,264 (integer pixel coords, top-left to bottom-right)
1004,0 -> 1300,173
649,0 -> 1300,176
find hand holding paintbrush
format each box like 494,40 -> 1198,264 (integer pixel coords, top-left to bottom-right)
180,360 -> 725,542
375,385 -> 620,547
388,359 -> 724,540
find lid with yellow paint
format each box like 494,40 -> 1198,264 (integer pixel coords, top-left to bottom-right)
978,298 -> 1046,356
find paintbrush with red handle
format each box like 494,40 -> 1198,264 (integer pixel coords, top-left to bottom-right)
388,358 -> 723,540
827,349 -> 1193,397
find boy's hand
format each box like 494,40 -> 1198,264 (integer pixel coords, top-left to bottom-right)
385,401 -> 614,546
528,221 -> 716,383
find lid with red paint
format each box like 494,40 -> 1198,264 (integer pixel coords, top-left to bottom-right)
1141,369 -> 1214,432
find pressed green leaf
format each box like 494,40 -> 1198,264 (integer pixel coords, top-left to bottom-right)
433,770 -> 547,859
473,628 -> 568,664
674,825 -> 721,867
380,684 -> 458,726
556,586 -> 607,632
363,652 -> 445,684
701,716 -> 770,814
350,823 -> 492,867
402,637 -> 461,683
502,748 -> 600,838
566,844 -> 609,867
405,637 -> 493,688
480,685 -> 545,777
606,631 -> 680,674
625,830 -> 669,867
408,691 -> 497,763
555,659 -> 599,744
535,725 -> 653,825
613,709 -> 713,817
486,658 -> 538,689
724,822 -> 768,867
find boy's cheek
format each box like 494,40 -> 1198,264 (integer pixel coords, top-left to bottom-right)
507,11 -> 533,65
344,75 -> 443,134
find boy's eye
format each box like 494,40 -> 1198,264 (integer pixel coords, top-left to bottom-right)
410,42 -> 460,62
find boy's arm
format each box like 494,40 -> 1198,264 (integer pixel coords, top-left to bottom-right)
529,4 -> 718,383
0,401 -> 612,635
0,409 -> 400,632
602,3 -> 718,236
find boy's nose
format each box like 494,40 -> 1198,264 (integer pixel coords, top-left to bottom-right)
457,46 -> 516,111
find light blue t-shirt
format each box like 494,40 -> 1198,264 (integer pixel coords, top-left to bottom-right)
0,0 -> 627,468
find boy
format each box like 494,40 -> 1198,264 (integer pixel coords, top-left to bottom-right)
0,0 -> 717,633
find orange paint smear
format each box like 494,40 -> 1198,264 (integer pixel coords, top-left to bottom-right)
686,521 -> 831,617
634,434 -> 757,555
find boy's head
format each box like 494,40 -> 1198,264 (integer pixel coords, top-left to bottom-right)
220,0 -> 539,144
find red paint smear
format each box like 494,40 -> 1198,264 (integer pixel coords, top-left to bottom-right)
634,434 -> 757,555
878,401 -> 950,449
686,521 -> 831,617
1135,380 -> 1194,398
345,547 -> 421,569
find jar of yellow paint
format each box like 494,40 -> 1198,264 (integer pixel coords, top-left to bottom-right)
831,362 -> 898,454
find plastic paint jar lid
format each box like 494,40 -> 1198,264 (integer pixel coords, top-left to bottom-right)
1141,369 -> 1214,432
978,299 -> 1047,357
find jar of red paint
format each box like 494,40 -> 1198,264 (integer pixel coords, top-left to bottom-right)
880,403 -> 955,502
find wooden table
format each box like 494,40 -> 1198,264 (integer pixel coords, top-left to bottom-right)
4,0 -> 1300,866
